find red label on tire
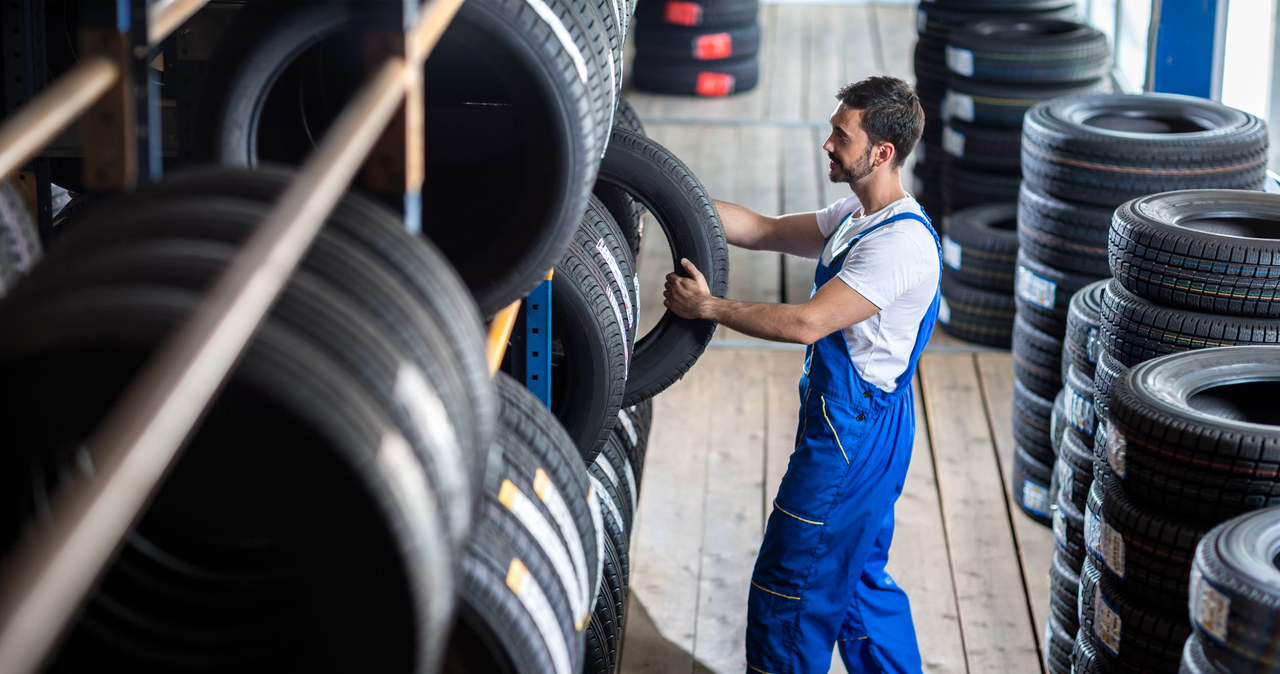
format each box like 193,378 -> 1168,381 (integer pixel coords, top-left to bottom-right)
695,72 -> 735,96
663,1 -> 703,26
693,33 -> 733,60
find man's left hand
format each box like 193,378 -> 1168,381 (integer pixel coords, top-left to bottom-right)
664,258 -> 712,320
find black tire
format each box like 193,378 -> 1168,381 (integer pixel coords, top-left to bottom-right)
0,176 -> 41,297
1057,425 -> 1095,512
1062,363 -> 1096,439
941,202 -> 1019,292
538,200 -> 632,462
1070,615 -> 1106,673
593,432 -> 638,537
1106,346 -> 1280,521
614,400 -> 654,490
942,163 -> 1022,214
596,98 -> 648,262
596,127 -> 729,405
945,18 -> 1109,84
1110,190 -> 1280,318
1064,280 -> 1108,380
916,0 -> 1081,39
1095,470 -> 1211,614
1189,507 -> 1280,671
943,120 -> 1023,172
587,468 -> 631,623
0,289 -> 453,673
1079,555 -> 1192,673
1014,443 -> 1054,526
1013,376 -> 1055,465
1180,634 -> 1233,674
194,0 -> 599,315
587,503 -> 628,671
1048,549 -> 1082,636
633,0 -> 759,28
630,53 -> 759,96
1021,94 -> 1270,208
494,372 -> 603,615
1099,279 -> 1280,369
1044,611 -> 1076,674
1013,313 -> 1064,399
633,22 -> 761,61
1017,182 -> 1114,277
1091,347 -> 1127,429
1053,477 -> 1087,566
939,267 -> 1016,348
1016,249 -> 1107,337
944,76 -> 1112,128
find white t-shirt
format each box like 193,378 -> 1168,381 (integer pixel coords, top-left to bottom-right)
814,193 -> 940,393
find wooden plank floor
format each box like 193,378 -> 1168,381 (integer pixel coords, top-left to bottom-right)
617,3 -> 1055,673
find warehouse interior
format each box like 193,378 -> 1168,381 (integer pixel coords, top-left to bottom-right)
1,1 -> 1279,673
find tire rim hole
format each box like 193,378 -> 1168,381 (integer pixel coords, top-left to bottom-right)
1081,112 -> 1210,134
1187,381 -> 1280,425
1178,215 -> 1280,239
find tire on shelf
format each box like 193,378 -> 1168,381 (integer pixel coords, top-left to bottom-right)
944,76 -> 1112,128
630,53 -> 760,96
944,18 -> 1109,84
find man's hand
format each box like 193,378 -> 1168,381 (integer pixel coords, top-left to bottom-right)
663,258 -> 713,320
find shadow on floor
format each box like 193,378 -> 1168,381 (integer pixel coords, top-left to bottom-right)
619,593 -> 720,674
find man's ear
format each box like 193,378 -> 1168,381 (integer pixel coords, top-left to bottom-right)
876,142 -> 896,167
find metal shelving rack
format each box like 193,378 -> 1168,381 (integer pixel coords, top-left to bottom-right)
0,1 -> 481,671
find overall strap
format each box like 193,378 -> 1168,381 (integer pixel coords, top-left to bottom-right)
831,211 -> 935,269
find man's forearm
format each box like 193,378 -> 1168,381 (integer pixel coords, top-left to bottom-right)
699,297 -> 822,344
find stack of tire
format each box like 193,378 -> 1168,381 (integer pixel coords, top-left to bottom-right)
630,0 -> 761,97
1062,188 -> 1280,673
1009,93 -> 1270,534
937,202 -> 1019,347
911,0 -> 1080,220
940,15 -> 1110,215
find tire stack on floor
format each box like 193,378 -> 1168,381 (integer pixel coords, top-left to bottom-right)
910,0 -> 1080,220
938,203 -> 1019,347
1009,93 -> 1270,532
940,15 -> 1109,215
630,0 -> 761,97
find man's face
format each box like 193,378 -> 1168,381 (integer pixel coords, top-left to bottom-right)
823,105 -> 876,185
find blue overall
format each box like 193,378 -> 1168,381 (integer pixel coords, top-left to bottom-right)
746,211 -> 940,674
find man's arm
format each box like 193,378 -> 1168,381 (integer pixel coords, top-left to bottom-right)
715,200 -> 827,259
664,259 -> 879,345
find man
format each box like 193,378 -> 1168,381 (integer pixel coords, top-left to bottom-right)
663,75 -> 937,674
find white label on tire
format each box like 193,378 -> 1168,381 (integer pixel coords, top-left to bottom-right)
589,473 -> 623,537
938,296 -> 952,325
1057,461 -> 1074,507
1190,566 -> 1231,645
620,454 -> 638,519
1084,501 -> 1102,558
533,469 -> 591,623
941,235 -> 963,270
946,46 -> 975,77
1107,425 -> 1127,478
1023,479 -> 1050,518
1066,387 -> 1096,436
1101,519 -> 1126,579
1017,266 -> 1057,311
596,237 -> 634,331
1086,326 -> 1101,364
943,126 -> 965,158
506,558 -> 573,674
500,479 -> 587,624
604,286 -> 630,374
617,408 -> 639,447
948,91 -> 975,122
395,364 -> 467,535
1052,504 -> 1067,548
524,0 -> 590,85
1093,587 -> 1122,656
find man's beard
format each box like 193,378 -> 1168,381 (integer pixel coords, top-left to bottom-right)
828,145 -> 874,184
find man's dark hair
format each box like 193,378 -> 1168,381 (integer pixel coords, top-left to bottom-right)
836,76 -> 924,169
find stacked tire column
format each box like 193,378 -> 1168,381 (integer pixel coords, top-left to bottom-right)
631,0 -> 761,97
910,0 -> 1079,221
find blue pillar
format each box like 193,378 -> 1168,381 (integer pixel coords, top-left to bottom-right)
525,278 -> 553,408
1149,0 -> 1225,99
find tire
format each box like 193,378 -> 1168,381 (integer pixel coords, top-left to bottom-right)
614,400 -> 654,490
1110,190 -> 1280,318
593,433 -> 638,537
1093,470 -> 1211,614
945,18 -> 1109,84
1053,478 -> 1087,566
596,127 -> 729,405
1057,424 -> 1094,513
1105,346 -> 1280,521
633,0 -> 759,28
943,163 -> 1022,214
1013,376 -> 1055,465
944,76 -> 1112,128
1062,363 -> 1096,439
630,53 -> 760,96
1190,507 -> 1280,671
1091,347 -> 1126,429
1044,612 -> 1076,674
1099,279 -> 1280,369
1079,555 -> 1191,673
943,120 -> 1023,172
939,267 -> 1016,348
1180,634 -> 1233,674
0,176 -> 41,297
0,289 -> 453,673
1021,94 -> 1270,208
1013,443 -> 1054,527
541,199 -> 633,462
633,22 -> 761,62
587,468 -> 630,623
587,501 -> 628,671
941,202 -> 1019,292
1016,249 -> 1107,337
194,0 -> 599,315
1048,549 -> 1082,635
915,0 -> 1080,39
1013,313 -> 1064,399
595,98 -> 648,262
1064,280 -> 1108,380
1017,182 -> 1113,277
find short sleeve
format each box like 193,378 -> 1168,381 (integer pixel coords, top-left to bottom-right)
815,194 -> 863,238
834,227 -> 939,310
